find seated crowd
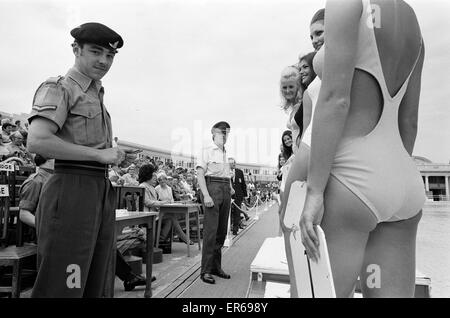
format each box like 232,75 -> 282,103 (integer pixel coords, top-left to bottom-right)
0,116 -> 33,166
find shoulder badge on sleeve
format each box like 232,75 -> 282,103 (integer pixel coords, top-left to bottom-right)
32,76 -> 66,112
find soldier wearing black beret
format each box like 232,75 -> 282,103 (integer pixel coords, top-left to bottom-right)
27,22 -> 130,297
70,22 -> 124,53
196,121 -> 235,284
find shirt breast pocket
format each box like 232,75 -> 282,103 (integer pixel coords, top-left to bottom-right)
68,104 -> 103,146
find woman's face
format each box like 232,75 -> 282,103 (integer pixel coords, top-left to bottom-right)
279,156 -> 286,166
283,134 -> 293,148
280,78 -> 299,102
299,59 -> 314,86
150,173 -> 157,186
159,176 -> 167,187
310,21 -> 324,51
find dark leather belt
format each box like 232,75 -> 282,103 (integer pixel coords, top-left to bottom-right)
55,159 -> 108,177
205,176 -> 230,183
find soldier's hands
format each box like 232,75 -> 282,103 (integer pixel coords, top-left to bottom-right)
98,147 -> 125,165
203,195 -> 214,208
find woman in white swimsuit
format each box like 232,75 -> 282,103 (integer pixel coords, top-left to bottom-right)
299,0 -> 425,297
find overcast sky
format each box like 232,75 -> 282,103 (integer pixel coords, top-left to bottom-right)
1,0 -> 449,166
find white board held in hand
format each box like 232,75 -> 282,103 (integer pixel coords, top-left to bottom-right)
283,180 -> 336,298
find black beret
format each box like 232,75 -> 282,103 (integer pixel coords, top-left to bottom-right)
70,22 -> 124,51
211,121 -> 231,133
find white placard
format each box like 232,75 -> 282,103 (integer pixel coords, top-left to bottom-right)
0,163 -> 14,172
0,184 -> 9,197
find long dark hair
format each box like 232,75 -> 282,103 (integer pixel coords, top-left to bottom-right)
299,52 -> 317,90
281,130 -> 293,160
294,51 -> 317,144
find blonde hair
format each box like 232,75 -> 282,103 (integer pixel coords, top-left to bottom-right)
157,172 -> 167,181
279,66 -> 301,111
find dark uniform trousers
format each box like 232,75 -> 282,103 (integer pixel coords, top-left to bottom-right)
200,177 -> 231,275
31,162 -> 116,298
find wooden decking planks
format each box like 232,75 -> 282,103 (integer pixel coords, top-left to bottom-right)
178,203 -> 279,298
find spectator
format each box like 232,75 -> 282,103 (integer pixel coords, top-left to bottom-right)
156,160 -> 164,172
276,153 -> 286,181
155,173 -> 193,245
156,173 -> 173,203
138,164 -> 166,212
121,164 -> 139,186
0,137 -> 9,160
171,174 -> 187,201
19,155 -> 54,229
6,131 -> 33,164
180,174 -> 195,200
1,119 -> 15,143
109,165 -> 124,185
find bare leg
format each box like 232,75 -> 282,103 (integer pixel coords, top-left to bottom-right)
321,176 -> 378,298
360,211 -> 422,298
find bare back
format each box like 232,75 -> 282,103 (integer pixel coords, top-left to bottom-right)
343,0 -> 424,143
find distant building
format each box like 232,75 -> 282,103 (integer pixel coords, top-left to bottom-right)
414,156 -> 450,201
118,140 -> 196,169
117,140 -> 278,184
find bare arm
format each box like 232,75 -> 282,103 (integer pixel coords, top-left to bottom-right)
398,43 -> 425,156
144,190 -> 163,208
196,167 -> 214,207
19,210 -> 36,228
196,167 -> 210,198
300,0 -> 362,261
27,117 -> 124,165
307,0 -> 362,195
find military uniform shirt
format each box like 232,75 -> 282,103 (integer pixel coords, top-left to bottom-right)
28,67 -> 113,149
196,142 -> 231,179
19,168 -> 53,213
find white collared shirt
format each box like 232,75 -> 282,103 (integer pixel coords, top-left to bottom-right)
196,142 -> 231,178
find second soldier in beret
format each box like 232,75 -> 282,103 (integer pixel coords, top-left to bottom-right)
196,121 -> 235,284
27,22 -> 127,297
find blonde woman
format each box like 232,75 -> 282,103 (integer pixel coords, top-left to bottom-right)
155,173 -> 193,245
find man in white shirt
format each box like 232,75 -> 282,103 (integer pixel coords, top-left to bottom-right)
196,121 -> 234,284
